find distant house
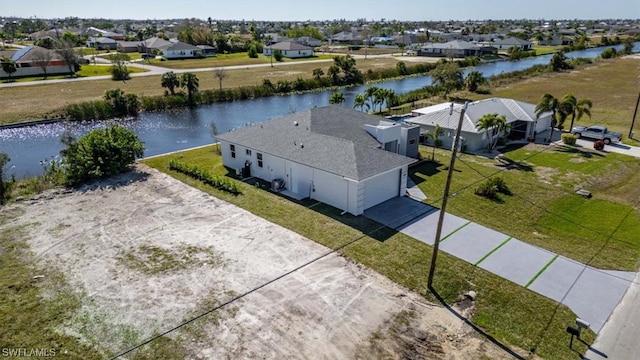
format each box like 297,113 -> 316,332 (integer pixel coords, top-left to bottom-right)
196,45 -> 216,57
263,41 -> 314,58
139,36 -> 172,53
84,26 -> 124,40
216,106 -> 419,216
418,40 -> 481,57
86,36 -> 117,50
492,37 -> 533,51
0,46 -> 70,79
296,36 -> 322,47
538,35 -> 573,46
406,98 -> 553,152
330,31 -> 363,45
157,41 -> 203,59
117,41 -> 140,53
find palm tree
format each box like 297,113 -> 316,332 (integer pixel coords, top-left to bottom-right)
476,113 -> 507,151
328,92 -> 345,105
464,71 -> 487,92
426,124 -> 441,160
558,94 -> 593,131
364,86 -> 379,112
535,93 -> 560,142
180,72 -> 199,104
161,71 -> 179,95
353,94 -> 369,112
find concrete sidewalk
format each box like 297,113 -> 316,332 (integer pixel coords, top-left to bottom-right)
364,196 -> 636,333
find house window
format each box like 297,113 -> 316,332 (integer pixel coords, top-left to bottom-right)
230,144 -> 236,158
257,153 -> 263,168
246,149 -> 252,156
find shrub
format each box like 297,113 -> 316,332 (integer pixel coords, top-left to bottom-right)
561,133 -> 577,145
61,125 -> 144,186
248,45 -> 258,58
274,50 -> 283,62
594,140 -> 605,151
475,176 -> 511,199
168,159 -> 240,195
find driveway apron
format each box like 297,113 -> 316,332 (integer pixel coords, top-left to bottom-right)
364,196 -> 636,333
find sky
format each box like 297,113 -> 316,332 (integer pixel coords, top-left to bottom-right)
1,0 -> 639,21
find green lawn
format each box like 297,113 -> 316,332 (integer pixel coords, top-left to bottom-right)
142,144 -> 609,359
149,53 -> 335,69
415,143 -> 640,270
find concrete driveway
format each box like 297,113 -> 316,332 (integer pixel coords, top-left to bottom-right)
573,138 -> 640,159
364,196 -> 636,334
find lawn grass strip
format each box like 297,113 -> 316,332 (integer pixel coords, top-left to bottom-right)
525,254 -> 559,289
474,236 -> 512,266
439,220 -> 471,243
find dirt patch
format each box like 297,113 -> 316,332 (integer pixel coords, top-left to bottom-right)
1,164 -> 514,358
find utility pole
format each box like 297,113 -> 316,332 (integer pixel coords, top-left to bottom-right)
427,101 -> 468,289
630,91 -> 639,139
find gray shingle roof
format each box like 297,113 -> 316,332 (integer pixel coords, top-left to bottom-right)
266,41 -> 313,51
217,106 -> 415,181
159,41 -> 201,51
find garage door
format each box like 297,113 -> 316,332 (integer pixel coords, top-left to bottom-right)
364,169 -> 400,210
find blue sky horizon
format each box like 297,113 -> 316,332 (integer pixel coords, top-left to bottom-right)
1,0 -> 639,21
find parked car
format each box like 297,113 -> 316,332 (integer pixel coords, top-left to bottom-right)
571,125 -> 621,144
141,53 -> 155,60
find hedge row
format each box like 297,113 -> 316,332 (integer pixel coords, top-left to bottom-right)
168,159 -> 240,195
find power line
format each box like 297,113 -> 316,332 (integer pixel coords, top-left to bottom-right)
455,154 -> 638,248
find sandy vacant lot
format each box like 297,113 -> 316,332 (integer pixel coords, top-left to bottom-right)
3,165 -> 513,359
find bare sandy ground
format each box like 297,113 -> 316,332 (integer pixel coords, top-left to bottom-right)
2,164 -> 515,359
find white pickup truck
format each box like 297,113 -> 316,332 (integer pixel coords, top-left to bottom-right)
571,125 -> 622,144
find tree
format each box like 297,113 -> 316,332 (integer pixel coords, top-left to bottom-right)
104,88 -> 127,115
60,125 -> 144,186
364,86 -> 380,112
273,50 -> 284,62
396,61 -> 407,75
476,113 -> 507,151
622,38 -> 634,55
110,53 -> 130,82
329,92 -> 345,105
213,67 -> 227,91
32,48 -> 54,79
54,38 -> 79,77
353,94 -> 369,112
431,62 -> 464,97
180,72 -> 199,104
549,50 -> 570,72
558,94 -> 592,131
535,93 -> 560,142
464,70 -> 487,92
312,68 -> 324,79
161,71 -> 180,95
426,124 -> 441,160
0,153 -> 10,204
35,36 -> 55,49
247,44 -> 258,58
1,57 -> 17,81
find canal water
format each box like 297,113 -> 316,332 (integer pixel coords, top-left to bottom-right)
1,43 -> 637,179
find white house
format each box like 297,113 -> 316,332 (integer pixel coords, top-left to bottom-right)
0,46 -> 70,79
263,41 -> 314,58
157,41 -> 203,59
492,37 -> 533,51
216,106 -> 418,216
406,98 -> 553,152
